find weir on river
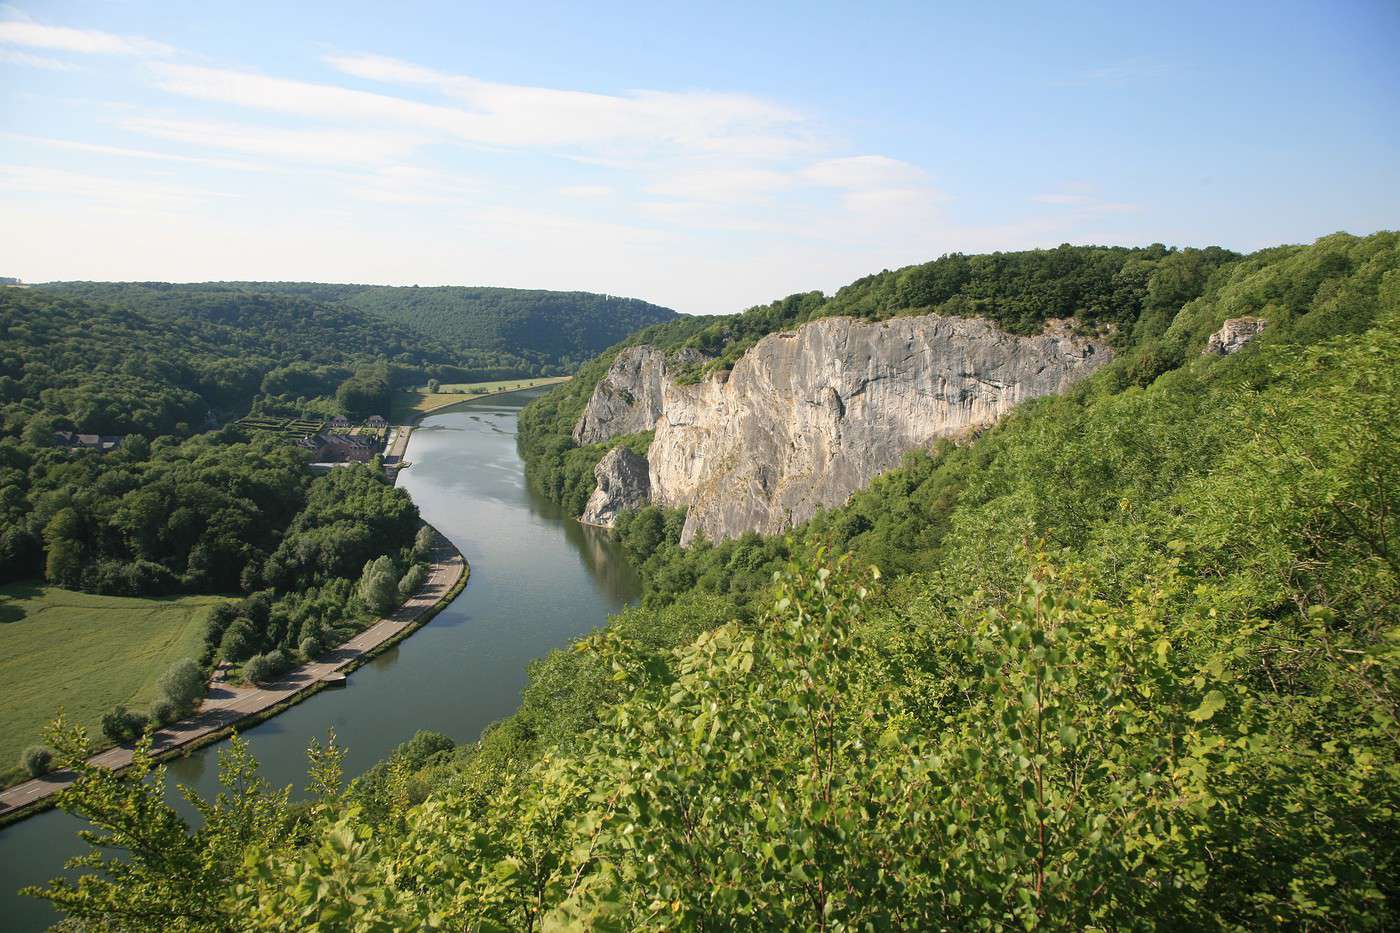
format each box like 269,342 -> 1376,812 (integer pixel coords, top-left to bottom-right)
0,387 -> 641,932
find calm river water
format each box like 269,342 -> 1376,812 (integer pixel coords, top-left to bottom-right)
0,387 -> 640,931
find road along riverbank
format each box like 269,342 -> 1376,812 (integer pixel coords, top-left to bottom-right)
0,528 -> 467,825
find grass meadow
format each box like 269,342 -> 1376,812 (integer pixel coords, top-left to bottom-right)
0,583 -> 225,784
389,376 -> 571,421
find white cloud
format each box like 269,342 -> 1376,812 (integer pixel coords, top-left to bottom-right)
349,165 -> 481,204
645,167 -> 792,202
120,115 -> 424,165
3,132 -> 267,172
802,155 -> 928,189
558,184 -> 614,199
324,52 -> 813,157
0,47 -> 79,70
0,163 -> 233,212
1032,184 -> 1139,214
0,19 -> 172,56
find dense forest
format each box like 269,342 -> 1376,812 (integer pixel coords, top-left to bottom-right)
29,231 -> 1400,927
42,281 -> 679,377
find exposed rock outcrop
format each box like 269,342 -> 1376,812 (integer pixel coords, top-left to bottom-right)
572,347 -> 708,445
574,313 -> 1113,544
650,315 -> 1112,544
1204,316 -> 1267,356
580,446 -> 651,527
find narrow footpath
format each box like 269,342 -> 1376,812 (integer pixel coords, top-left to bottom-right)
0,534 -> 465,818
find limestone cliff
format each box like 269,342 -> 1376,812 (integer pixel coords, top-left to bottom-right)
576,313 -> 1113,544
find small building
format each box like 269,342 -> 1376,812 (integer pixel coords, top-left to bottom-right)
365,415 -> 387,429
0,276 -> 21,287
323,433 -> 376,462
329,415 -> 350,429
54,431 -> 123,453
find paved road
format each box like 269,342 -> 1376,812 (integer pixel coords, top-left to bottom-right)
0,537 -> 465,817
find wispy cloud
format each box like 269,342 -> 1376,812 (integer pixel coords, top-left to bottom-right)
349,165 -> 482,205
148,58 -> 816,166
324,52 -> 813,158
645,167 -> 792,202
0,47 -> 80,70
0,18 -> 172,57
3,132 -> 266,172
1032,183 -> 1139,214
0,163 -> 233,212
558,184 -> 615,199
120,116 -> 425,166
801,155 -> 929,189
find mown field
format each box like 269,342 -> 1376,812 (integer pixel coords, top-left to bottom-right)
389,376 -> 571,421
0,584 -> 225,784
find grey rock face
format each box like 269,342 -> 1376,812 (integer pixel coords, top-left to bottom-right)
1204,316 -> 1267,356
580,446 -> 652,527
648,314 -> 1113,544
573,347 -> 708,445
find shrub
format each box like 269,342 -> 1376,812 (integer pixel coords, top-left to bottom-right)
299,634 -> 323,660
412,525 -> 436,559
243,650 -> 290,686
100,706 -> 150,744
358,556 -> 399,615
21,745 -> 55,777
150,698 -> 181,726
397,563 -> 427,600
156,658 -> 205,715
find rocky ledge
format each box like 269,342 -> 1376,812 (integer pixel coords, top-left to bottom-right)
580,445 -> 651,527
1204,316 -> 1267,356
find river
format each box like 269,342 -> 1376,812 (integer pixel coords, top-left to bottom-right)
0,387 -> 640,931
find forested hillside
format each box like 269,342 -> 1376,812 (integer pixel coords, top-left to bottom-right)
519,242 -> 1241,515
42,282 -> 680,376
30,232 -> 1400,928
331,285 -> 679,373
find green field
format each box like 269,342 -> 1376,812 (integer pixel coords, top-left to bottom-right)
390,376 -> 571,421
0,583 -> 225,782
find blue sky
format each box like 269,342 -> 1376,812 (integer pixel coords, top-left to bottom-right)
2,1 -> 1397,314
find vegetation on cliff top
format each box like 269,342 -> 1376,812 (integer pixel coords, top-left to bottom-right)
518,240 -> 1244,518
29,231 -> 1400,928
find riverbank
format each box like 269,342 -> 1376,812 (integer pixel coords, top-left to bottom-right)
390,376 -> 571,424
0,527 -> 468,827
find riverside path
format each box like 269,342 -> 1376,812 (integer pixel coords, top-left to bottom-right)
0,534 -> 465,818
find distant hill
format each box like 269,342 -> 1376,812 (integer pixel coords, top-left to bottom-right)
39,282 -> 679,376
